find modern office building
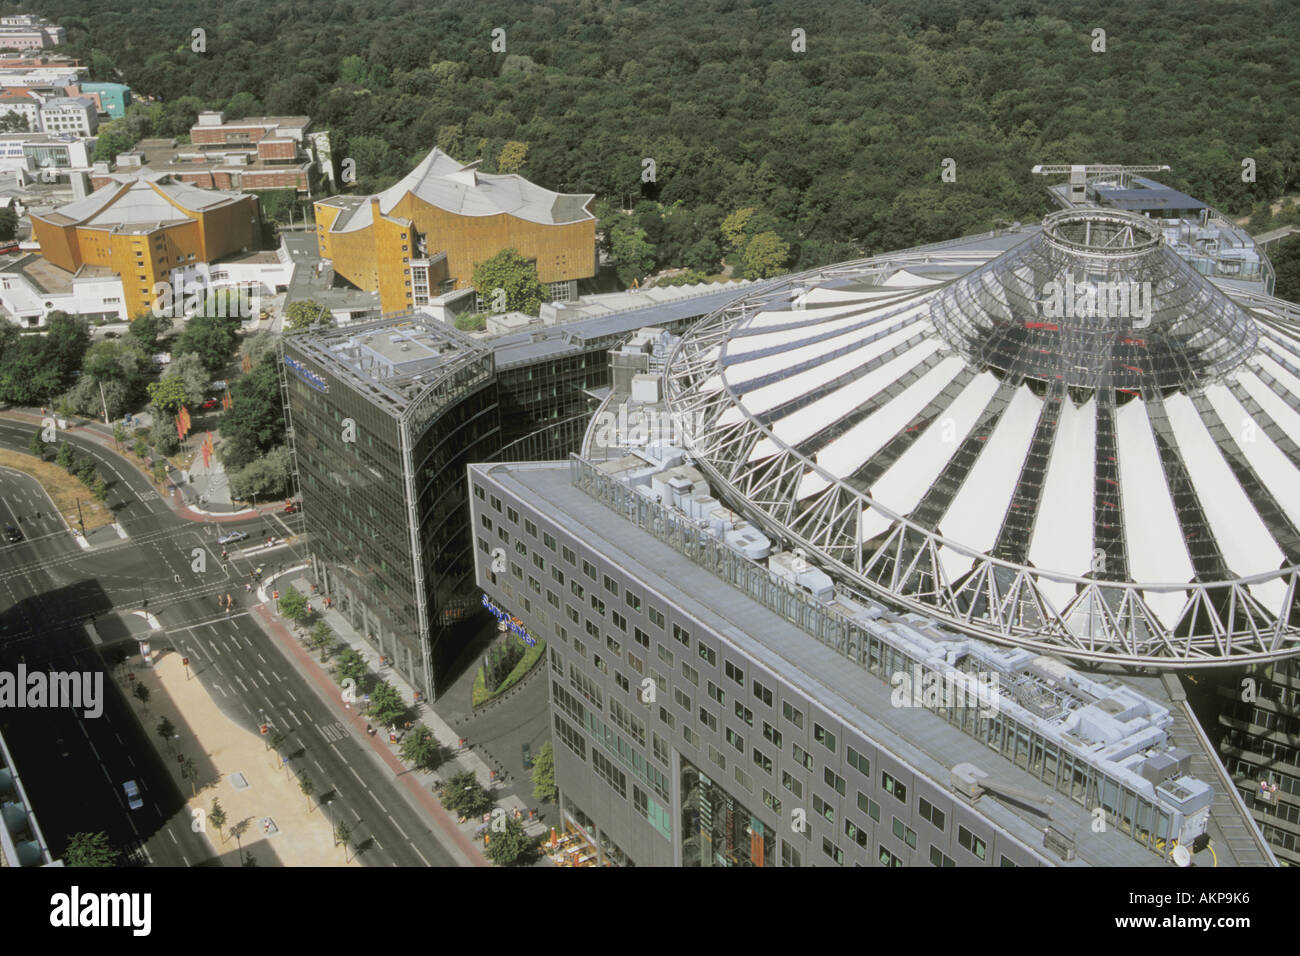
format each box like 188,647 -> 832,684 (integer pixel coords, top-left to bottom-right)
281,285 -> 764,696
36,96 -> 95,136
30,168 -> 261,317
282,317 -> 502,698
468,452 -> 1271,867
314,147 -> 597,314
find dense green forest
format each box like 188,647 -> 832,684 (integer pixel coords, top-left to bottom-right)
22,0 -> 1300,275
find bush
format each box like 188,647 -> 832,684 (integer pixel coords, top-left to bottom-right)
484,639 -> 526,692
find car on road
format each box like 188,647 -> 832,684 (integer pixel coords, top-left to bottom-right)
201,397 -> 219,410
522,742 -> 533,769
103,331 -> 119,339
122,780 -> 143,810
217,530 -> 249,545
3,526 -> 21,543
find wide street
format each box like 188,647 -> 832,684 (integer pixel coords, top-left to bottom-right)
0,415 -> 461,867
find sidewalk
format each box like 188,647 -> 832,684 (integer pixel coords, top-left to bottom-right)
258,566 -> 551,865
116,648 -> 352,867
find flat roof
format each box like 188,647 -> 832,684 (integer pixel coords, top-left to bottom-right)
475,460 -> 1273,867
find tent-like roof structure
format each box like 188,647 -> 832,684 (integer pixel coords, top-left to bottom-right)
665,209 -> 1300,666
33,167 -> 247,230
321,147 -> 595,234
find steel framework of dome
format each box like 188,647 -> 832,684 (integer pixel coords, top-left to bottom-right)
665,212 -> 1300,667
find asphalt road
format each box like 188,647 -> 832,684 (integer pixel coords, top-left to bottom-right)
0,417 -> 460,867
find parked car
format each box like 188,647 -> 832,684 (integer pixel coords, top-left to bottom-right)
201,398 -> 219,410
4,525 -> 21,543
217,530 -> 249,545
103,331 -> 119,339
122,780 -> 143,810
522,742 -> 533,769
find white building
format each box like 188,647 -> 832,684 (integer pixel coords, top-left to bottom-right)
0,90 -> 38,129
0,16 -> 66,51
37,96 -> 96,136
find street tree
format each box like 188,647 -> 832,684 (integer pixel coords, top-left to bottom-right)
180,757 -> 198,795
156,716 -> 176,748
55,441 -> 73,470
277,586 -> 309,624
367,680 -> 406,727
308,621 -> 333,660
209,798 -> 227,840
28,430 -> 45,459
335,647 -> 367,687
485,814 -> 536,867
147,377 -> 188,416
64,831 -> 118,867
398,724 -> 442,771
133,682 -> 150,711
438,770 -> 493,819
334,820 -> 352,861
298,771 -> 315,811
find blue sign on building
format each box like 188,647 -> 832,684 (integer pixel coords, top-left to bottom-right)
284,355 -> 329,393
481,594 -> 536,646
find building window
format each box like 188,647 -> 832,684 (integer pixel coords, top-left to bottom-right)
753,679 -> 773,706
881,771 -> 906,803
824,767 -> 846,796
822,838 -> 844,865
648,606 -> 665,628
958,826 -> 987,861
602,574 -> 619,596
781,771 -> 802,799
930,846 -> 956,867
879,846 -> 903,867
582,560 -> 597,581
812,794 -> 834,824
857,792 -> 880,822
697,642 -> 716,666
625,590 -> 641,612
762,721 -> 782,748
793,744 -> 813,771
752,748 -> 772,774
919,797 -> 945,831
724,660 -> 743,685
891,816 -> 917,850
680,662 -> 698,686
847,746 -> 870,777
814,722 -> 836,753
783,701 -> 804,729
633,627 -> 649,648
673,623 -> 690,647
707,681 -> 724,705
724,726 -> 741,750
734,701 -> 753,726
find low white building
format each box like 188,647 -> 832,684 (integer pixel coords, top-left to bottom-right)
37,96 -> 96,136
0,254 -> 126,328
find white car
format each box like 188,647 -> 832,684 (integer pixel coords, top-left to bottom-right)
122,780 -> 143,810
217,530 -> 249,546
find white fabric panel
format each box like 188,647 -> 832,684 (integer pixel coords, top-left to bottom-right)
739,290 -> 920,332
772,349 -> 954,448
1204,383 -> 1300,527
936,387 -> 1042,554
1034,578 -> 1077,617
1248,579 -> 1288,617
1115,402 -> 1194,585
737,335 -> 940,418
697,374 -> 725,394
1237,369 -> 1300,446
726,303 -> 929,385
748,435 -> 781,462
812,349 -> 959,480
1255,350 -> 1300,395
936,544 -> 976,589
883,269 -> 943,287
869,371 -> 1001,516
1163,392 -> 1282,576
716,405 -> 747,428
859,506 -> 896,543
796,469 -> 832,501
1140,589 -> 1189,630
1028,397 -> 1097,577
